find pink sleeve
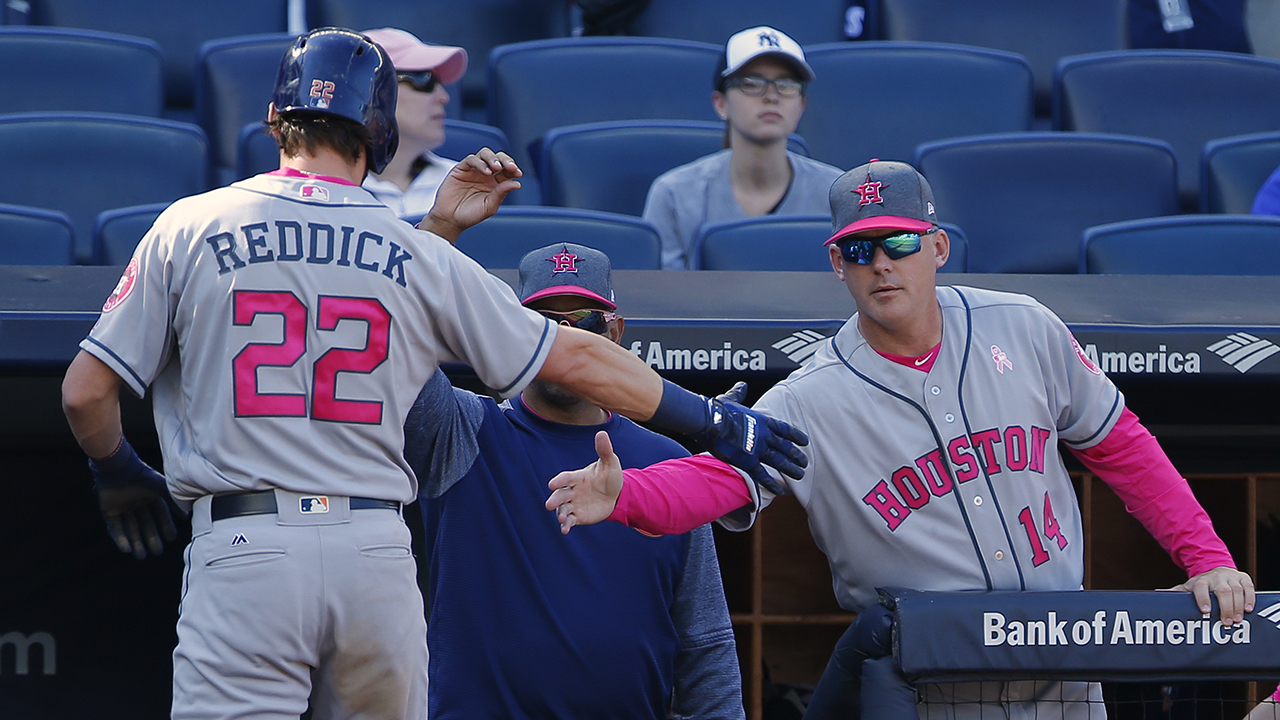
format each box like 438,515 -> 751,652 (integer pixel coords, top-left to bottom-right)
1067,407 -> 1236,578
606,454 -> 752,536
1271,687 -> 1280,702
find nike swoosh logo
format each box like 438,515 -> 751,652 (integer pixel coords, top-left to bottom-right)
914,352 -> 935,366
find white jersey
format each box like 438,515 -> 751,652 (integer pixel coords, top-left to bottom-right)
722,286 -> 1122,612
83,172 -> 556,510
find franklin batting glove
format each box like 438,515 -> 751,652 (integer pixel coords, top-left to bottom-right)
650,380 -> 809,496
89,436 -> 177,560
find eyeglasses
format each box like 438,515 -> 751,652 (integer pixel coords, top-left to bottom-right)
724,75 -> 804,98
397,70 -> 439,93
536,308 -> 617,335
838,228 -> 936,265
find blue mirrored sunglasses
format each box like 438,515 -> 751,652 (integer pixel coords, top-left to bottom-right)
537,308 -> 617,335
838,228 -> 936,265
397,70 -> 439,93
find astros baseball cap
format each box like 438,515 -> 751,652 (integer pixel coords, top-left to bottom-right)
825,159 -> 938,246
517,243 -> 616,310
716,26 -> 815,88
360,28 -> 467,84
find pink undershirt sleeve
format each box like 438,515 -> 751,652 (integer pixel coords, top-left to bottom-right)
1067,407 -> 1236,578
606,454 -> 752,536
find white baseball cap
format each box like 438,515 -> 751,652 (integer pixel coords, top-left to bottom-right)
719,26 -> 814,84
360,28 -> 468,84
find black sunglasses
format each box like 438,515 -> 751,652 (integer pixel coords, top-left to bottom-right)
537,308 -> 617,335
838,228 -> 936,265
397,70 -> 439,93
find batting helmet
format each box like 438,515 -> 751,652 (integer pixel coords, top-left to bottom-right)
272,28 -> 399,174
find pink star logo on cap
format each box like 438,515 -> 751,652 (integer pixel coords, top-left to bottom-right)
856,180 -> 884,207
549,248 -> 579,274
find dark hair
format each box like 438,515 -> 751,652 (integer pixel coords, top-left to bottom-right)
267,110 -> 372,167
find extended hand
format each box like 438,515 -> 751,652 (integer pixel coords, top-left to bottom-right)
418,148 -> 522,242
545,431 -> 623,535
90,437 -> 177,559
690,382 -> 808,497
1168,565 -> 1255,625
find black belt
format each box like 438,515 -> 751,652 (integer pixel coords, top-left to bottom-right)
210,490 -> 399,521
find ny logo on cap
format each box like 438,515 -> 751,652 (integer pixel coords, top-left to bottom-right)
548,247 -> 579,274
757,30 -> 781,48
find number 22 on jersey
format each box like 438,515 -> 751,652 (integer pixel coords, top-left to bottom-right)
232,290 -> 390,424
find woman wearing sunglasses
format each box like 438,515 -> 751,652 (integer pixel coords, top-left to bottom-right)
361,28 -> 467,217
642,26 -> 843,270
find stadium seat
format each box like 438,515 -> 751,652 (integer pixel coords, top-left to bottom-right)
1054,50 -> 1280,211
306,0 -> 571,120
25,0 -> 289,112
1201,131 -> 1280,214
798,41 -> 1033,171
627,0 -> 851,44
436,119 -> 511,162
0,27 -> 164,116
487,37 -> 722,203
92,203 -> 169,265
0,113 -> 209,264
538,120 -> 809,216
1081,214 -> 1280,274
691,216 -> 968,272
196,33 -> 296,186
450,207 -> 662,270
877,0 -> 1126,117
0,203 -> 75,265
914,132 -> 1178,274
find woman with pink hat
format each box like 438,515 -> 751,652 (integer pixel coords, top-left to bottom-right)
361,27 -> 468,216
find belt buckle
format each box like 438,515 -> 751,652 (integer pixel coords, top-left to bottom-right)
298,496 -> 330,514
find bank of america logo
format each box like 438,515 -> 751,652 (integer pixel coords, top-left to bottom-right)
1259,601 -> 1280,627
773,330 -> 830,365
1207,333 -> 1280,373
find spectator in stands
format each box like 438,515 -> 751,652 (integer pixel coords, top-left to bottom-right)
1252,164 -> 1280,215
361,28 -> 467,217
642,26 -> 842,270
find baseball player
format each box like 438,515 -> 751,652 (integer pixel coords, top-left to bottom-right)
405,243 -> 743,720
547,160 -> 1256,719
59,28 -> 805,720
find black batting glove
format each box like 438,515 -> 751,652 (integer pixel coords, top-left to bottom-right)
89,437 -> 177,560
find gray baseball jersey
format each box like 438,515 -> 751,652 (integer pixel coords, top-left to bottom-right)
722,285 -> 1122,613
82,172 -> 556,510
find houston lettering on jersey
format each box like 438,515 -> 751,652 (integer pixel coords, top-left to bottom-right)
863,424 -> 1052,531
204,221 -> 414,287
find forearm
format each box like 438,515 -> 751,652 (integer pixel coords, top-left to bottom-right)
539,328 -> 664,420
608,454 -> 751,536
1069,407 -> 1235,577
61,350 -> 125,459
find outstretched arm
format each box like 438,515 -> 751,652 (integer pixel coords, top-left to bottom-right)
416,147 -> 522,243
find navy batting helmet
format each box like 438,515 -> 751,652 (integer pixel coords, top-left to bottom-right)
273,28 -> 399,174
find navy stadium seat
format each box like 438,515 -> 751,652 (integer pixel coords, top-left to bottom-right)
878,0 -> 1126,117
236,119 -> 510,182
538,120 -> 809,216
0,203 -> 75,265
0,27 -> 163,116
691,215 -> 967,272
798,41 -> 1033,171
487,37 -> 722,204
25,0 -> 288,111
450,208 -> 662,270
1201,131 -> 1280,214
306,0 -> 571,120
1081,214 -> 1280,274
1054,50 -> 1280,211
92,203 -> 169,265
196,33 -> 296,186
914,132 -> 1179,274
627,0 -> 851,45
0,113 -> 209,264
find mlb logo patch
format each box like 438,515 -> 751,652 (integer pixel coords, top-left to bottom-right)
299,496 -> 330,514
301,185 -> 329,202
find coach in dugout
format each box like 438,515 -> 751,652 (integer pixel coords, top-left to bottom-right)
546,159 -> 1256,719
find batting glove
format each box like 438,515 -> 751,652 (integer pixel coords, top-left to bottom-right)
89,436 -> 177,560
650,380 -> 809,497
